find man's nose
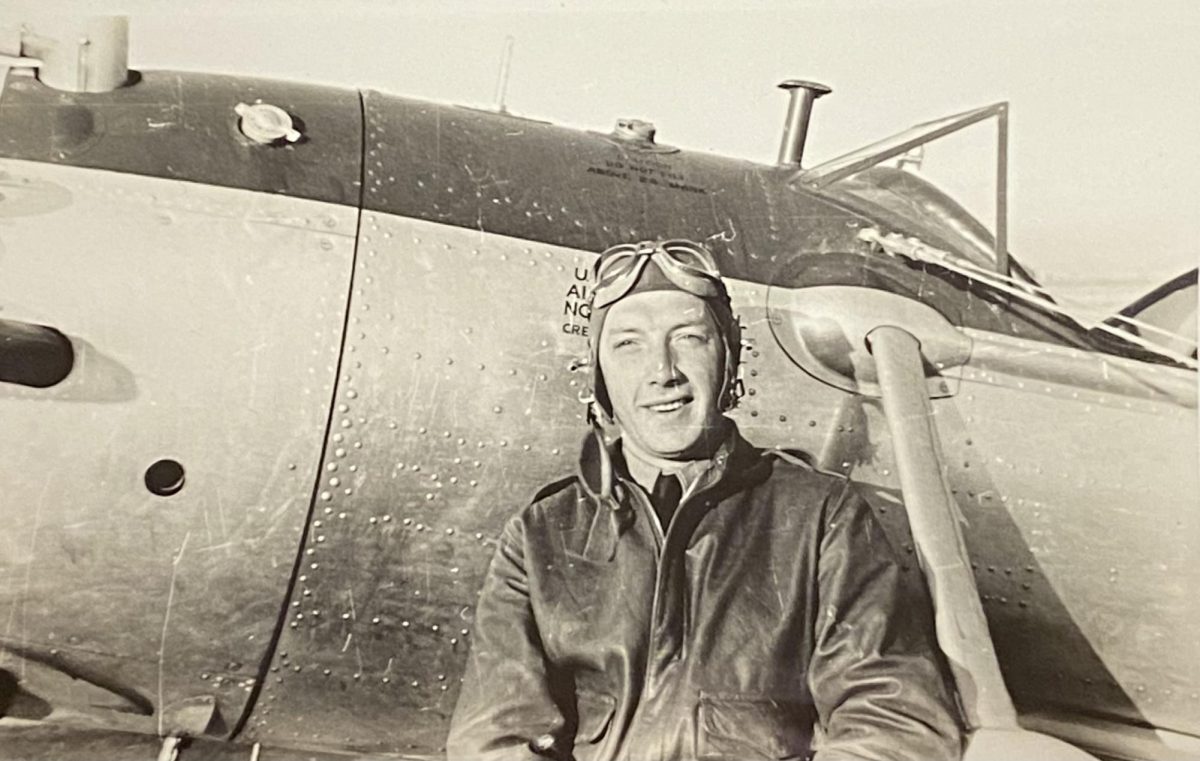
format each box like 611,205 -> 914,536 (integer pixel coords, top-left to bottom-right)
648,343 -> 683,385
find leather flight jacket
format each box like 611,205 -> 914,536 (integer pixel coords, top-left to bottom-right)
447,425 -> 964,761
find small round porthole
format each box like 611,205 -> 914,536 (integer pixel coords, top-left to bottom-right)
145,459 -> 186,497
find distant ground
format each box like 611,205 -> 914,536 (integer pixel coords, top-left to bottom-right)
1041,272 -> 1182,320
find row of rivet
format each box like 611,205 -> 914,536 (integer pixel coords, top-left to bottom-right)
267,215 -> 502,709
959,372 -> 1158,414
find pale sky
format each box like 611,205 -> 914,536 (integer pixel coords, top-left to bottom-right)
8,0 -> 1199,313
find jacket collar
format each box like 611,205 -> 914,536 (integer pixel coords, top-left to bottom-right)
621,433 -> 724,497
574,421 -> 764,561
576,420 -> 743,501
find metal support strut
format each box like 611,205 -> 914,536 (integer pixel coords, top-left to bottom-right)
869,326 -> 1017,729
869,325 -> 1100,761
769,282 -> 1102,758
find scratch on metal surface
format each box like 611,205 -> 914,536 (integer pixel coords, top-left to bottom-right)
348,588 -> 357,621
422,374 -> 443,427
157,531 -> 191,737
247,215 -> 357,237
435,111 -> 442,166
264,496 -> 296,536
404,364 -> 423,423
6,475 -> 50,678
753,170 -> 779,235
342,633 -> 353,653
247,343 -> 263,414
463,163 -> 487,239
706,220 -> 737,244
216,490 -> 230,544
196,540 -> 242,554
203,510 -> 213,546
449,387 -> 462,429
526,373 -> 541,414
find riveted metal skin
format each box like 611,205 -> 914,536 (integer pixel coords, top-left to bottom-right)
242,217 -> 603,754
941,360 -> 1197,739
358,91 -> 867,271
0,69 -> 362,206
0,159 -> 357,739
0,68 -> 1196,761
354,91 -> 1165,358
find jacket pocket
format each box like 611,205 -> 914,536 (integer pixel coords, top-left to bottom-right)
697,694 -> 814,760
575,690 -> 617,745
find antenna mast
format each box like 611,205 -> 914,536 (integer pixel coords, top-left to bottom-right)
493,36 -> 514,113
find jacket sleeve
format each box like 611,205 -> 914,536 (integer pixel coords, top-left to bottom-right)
446,512 -> 568,761
808,481 -> 965,761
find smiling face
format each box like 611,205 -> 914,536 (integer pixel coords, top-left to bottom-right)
598,289 -> 726,460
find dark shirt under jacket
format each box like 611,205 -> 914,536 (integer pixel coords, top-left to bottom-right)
447,424 -> 964,761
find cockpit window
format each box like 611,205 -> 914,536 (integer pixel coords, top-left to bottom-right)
799,103 -> 1009,273
1101,269 -> 1198,361
798,104 -> 1195,370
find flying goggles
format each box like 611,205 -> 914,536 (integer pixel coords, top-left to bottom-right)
591,239 -> 724,310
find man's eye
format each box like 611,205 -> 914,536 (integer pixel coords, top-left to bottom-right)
675,333 -> 707,344
612,338 -> 637,349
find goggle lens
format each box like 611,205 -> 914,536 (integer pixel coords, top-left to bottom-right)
592,241 -> 721,310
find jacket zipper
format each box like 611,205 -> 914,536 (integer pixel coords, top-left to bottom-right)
626,485 -> 670,697
632,483 -> 709,697
636,467 -> 726,696
631,485 -> 666,551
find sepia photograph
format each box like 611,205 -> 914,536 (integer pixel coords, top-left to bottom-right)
0,2 -> 1196,760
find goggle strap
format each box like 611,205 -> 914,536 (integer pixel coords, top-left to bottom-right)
593,250 -> 721,311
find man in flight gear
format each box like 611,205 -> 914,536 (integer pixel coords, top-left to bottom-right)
447,240 -> 964,761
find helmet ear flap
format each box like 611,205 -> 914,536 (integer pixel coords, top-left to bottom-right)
721,377 -> 745,412
717,312 -> 744,412
576,344 -> 614,423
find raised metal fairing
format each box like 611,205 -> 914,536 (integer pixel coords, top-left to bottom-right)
767,285 -> 972,397
0,318 -> 74,388
964,329 -> 1196,408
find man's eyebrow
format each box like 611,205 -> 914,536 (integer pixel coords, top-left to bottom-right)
606,315 -> 711,333
669,316 -> 713,331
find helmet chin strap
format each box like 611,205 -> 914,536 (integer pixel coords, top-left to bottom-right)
594,426 -> 614,501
